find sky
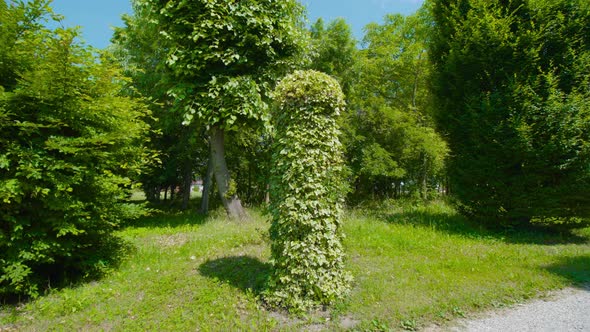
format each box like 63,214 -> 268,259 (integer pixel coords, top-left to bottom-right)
48,0 -> 424,49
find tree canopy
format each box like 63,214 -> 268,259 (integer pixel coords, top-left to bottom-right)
325,9 -> 448,201
111,0 -> 205,209
143,0 -> 306,218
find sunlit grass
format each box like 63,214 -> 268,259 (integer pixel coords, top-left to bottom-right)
1,200 -> 589,331
340,200 -> 590,330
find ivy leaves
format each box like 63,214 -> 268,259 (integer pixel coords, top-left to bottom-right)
266,70 -> 351,312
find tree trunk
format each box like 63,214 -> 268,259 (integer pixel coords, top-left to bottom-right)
210,125 -> 247,220
154,186 -> 161,202
181,161 -> 192,210
411,51 -> 425,114
200,157 -> 214,214
247,161 -> 252,204
420,153 -> 428,200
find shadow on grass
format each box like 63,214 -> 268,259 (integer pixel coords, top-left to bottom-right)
198,256 -> 271,295
0,234 -> 134,305
123,209 -> 209,229
545,255 -> 590,286
382,208 -> 589,245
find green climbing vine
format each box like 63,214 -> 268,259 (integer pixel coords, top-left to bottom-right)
265,70 -> 352,312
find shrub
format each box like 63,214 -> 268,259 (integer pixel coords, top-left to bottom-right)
0,2 -> 149,298
431,0 -> 590,226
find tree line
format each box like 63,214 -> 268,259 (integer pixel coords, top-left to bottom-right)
111,0 -> 449,215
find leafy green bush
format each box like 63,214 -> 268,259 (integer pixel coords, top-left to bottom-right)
0,1 -> 149,298
265,70 -> 351,312
431,0 -> 590,226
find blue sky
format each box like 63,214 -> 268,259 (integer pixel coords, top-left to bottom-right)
303,0 -> 424,42
48,0 -> 424,49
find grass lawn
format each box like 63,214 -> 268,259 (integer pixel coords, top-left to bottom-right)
1,200 -> 589,331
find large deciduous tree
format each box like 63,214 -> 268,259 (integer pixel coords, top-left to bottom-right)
341,8 -> 448,201
0,0 -> 150,297
431,0 -> 590,225
145,0 -> 305,219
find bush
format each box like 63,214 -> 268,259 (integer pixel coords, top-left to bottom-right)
265,70 -> 351,312
431,0 -> 590,226
0,2 -> 149,298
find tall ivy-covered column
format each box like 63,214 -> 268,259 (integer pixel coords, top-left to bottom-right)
266,70 -> 351,312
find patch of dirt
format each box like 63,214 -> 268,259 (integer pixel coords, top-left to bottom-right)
340,315 -> 361,329
155,233 -> 190,248
265,308 -> 360,331
228,244 -> 268,258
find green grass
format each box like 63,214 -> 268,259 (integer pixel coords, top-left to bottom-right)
1,201 -> 589,331
340,200 -> 590,330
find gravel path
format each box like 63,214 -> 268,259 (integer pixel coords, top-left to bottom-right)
443,286 -> 590,332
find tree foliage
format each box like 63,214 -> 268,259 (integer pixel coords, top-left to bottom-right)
0,0 -> 150,297
111,0 -> 205,208
266,70 -> 351,312
431,0 -> 590,225
144,0 -> 305,129
340,9 -> 448,201
309,18 -> 358,96
144,0 -> 306,218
